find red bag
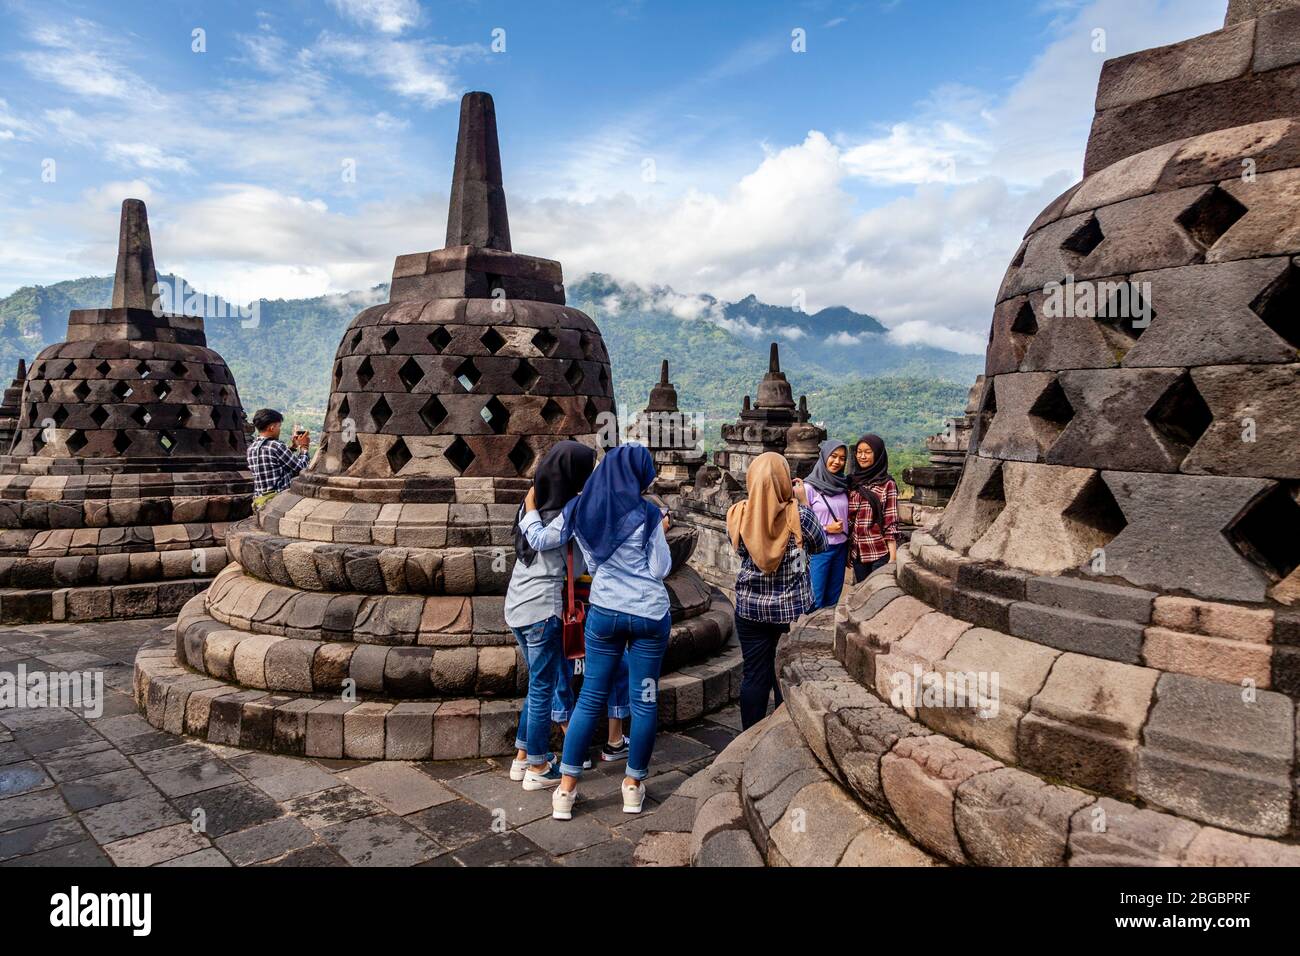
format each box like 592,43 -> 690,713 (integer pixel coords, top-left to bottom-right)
562,541 -> 588,660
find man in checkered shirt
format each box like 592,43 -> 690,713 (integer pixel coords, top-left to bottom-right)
247,408 -> 309,505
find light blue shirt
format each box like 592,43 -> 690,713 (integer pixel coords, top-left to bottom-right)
521,509 -> 672,621
505,512 -> 586,630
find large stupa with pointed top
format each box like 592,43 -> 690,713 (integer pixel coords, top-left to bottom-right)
669,2 -> 1300,868
0,200 -> 251,624
629,359 -> 705,492
134,92 -> 738,761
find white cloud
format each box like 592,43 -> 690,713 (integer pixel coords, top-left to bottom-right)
105,143 -> 193,174
18,20 -> 156,101
313,32 -> 476,108
329,0 -> 423,35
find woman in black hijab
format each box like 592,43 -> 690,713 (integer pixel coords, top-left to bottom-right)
504,440 -> 596,790
846,433 -> 901,583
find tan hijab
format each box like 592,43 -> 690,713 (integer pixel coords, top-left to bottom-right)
726,452 -> 803,574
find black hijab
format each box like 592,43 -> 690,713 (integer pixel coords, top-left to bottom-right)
849,433 -> 892,525
513,440 -> 597,565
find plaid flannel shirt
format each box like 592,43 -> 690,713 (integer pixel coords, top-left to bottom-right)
247,436 -> 308,496
733,504 -> 828,623
847,478 -> 901,563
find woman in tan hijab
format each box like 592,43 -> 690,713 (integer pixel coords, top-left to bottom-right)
727,452 -> 827,729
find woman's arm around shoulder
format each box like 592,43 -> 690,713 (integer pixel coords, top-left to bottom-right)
520,509 -> 566,552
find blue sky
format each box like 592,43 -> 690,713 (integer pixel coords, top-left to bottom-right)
0,0 -> 1227,351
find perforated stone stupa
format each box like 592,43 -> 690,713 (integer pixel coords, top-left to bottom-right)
674,4 -> 1300,867
0,200 -> 251,624
133,92 -> 738,761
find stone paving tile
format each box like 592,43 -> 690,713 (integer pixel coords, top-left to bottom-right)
257,844 -> 348,867
560,836 -> 637,866
157,848 -> 231,867
317,814 -> 443,866
519,813 -> 614,856
338,762 -> 458,816
59,767 -> 159,813
251,765 -> 343,802
130,743 -> 211,775
36,740 -> 116,768
0,761 -> 52,798
406,799 -> 499,850
104,823 -> 210,866
0,788 -> 70,833
450,830 -> 543,866
4,839 -> 112,867
415,757 -> 499,781
215,816 -> 317,865
44,747 -> 132,782
0,742 -> 29,766
17,723 -> 103,757
148,758 -> 242,798
228,752 -> 308,779
442,772 -> 567,827
0,816 -> 88,862
78,794 -> 186,845
117,730 -> 185,755
285,785 -> 386,830
170,781 -> 284,838
93,714 -> 155,743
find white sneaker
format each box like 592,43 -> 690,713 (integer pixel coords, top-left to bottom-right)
522,761 -> 563,791
622,780 -> 646,814
552,786 -> 578,820
510,752 -> 554,782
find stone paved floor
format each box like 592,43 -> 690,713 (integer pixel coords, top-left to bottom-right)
0,619 -> 741,867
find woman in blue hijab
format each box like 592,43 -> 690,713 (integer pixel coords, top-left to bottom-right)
551,445 -> 673,821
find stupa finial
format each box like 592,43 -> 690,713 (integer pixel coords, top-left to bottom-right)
445,91 -> 512,251
112,199 -> 160,312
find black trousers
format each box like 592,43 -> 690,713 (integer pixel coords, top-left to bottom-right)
852,555 -> 890,584
736,615 -> 791,729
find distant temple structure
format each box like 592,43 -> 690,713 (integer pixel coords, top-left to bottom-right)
670,0 -> 1300,868
902,375 -> 984,511
134,92 -> 739,760
0,359 -> 25,452
714,343 -> 824,479
0,200 -> 252,624
629,360 -> 705,492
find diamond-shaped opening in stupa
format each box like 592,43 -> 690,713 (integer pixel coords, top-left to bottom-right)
1145,371 -> 1212,461
1227,482 -> 1300,582
1176,185 -> 1247,250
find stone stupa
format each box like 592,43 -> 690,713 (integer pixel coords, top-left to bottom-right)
134,93 -> 738,761
0,200 -> 251,624
714,343 -> 824,479
629,359 -> 706,492
673,2 -> 1300,867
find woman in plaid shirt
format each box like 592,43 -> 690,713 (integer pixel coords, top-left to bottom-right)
728,452 -> 827,729
846,433 -> 900,583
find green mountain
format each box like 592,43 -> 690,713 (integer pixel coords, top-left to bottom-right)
0,273 -> 982,472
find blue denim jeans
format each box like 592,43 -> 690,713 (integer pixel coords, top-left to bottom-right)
551,653 -> 630,723
808,540 -> 848,610
559,605 -> 671,781
511,616 -> 565,764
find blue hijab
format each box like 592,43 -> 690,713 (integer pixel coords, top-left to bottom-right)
562,444 -> 661,563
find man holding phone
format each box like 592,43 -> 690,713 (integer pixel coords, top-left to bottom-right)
247,408 -> 310,507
